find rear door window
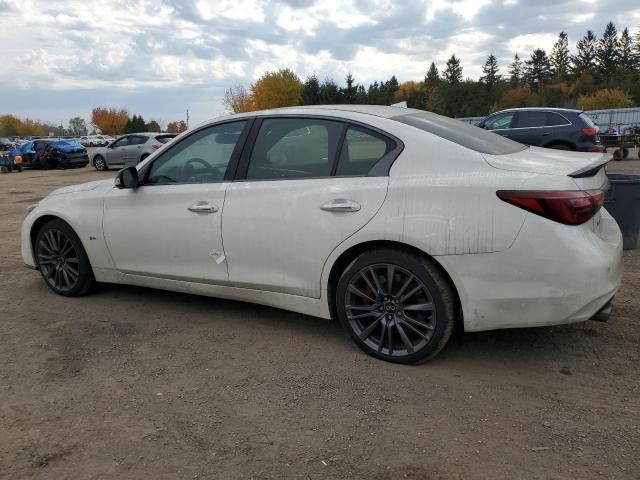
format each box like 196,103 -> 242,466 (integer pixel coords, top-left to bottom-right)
516,111 -> 547,128
246,118 -> 343,180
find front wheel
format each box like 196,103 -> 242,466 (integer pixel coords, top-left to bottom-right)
336,249 -> 455,364
35,219 -> 95,296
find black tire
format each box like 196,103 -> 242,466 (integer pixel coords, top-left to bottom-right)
335,249 -> 455,364
622,148 -> 629,159
613,149 -> 623,161
140,154 -> 149,162
548,143 -> 573,151
35,219 -> 96,297
93,155 -> 107,171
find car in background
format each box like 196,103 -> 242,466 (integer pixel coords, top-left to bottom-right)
90,132 -> 176,171
79,135 -> 109,147
22,105 -> 622,364
20,138 -> 89,169
477,108 -> 603,152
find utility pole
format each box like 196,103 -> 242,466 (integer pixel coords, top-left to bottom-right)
186,109 -> 189,128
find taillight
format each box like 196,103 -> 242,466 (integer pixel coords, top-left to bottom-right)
582,128 -> 598,137
496,190 -> 604,225
151,143 -> 162,149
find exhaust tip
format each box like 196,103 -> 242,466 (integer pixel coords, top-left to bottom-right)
591,300 -> 613,323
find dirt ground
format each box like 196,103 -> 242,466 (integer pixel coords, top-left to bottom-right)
1,162 -> 639,480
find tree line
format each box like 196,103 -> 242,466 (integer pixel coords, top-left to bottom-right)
0,109 -> 187,138
224,21 -> 640,117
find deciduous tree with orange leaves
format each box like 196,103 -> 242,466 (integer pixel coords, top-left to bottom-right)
166,120 -> 188,134
91,107 -> 129,135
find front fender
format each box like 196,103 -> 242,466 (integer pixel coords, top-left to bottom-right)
21,195 -> 111,273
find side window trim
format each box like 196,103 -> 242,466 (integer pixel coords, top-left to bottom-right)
233,115 -> 404,181
138,118 -> 253,186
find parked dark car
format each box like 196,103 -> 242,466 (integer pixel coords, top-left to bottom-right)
477,108 -> 603,152
20,139 -> 89,169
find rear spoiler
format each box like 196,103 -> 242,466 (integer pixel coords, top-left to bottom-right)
568,156 -> 610,179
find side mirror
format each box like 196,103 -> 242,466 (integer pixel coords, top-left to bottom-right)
115,166 -> 139,189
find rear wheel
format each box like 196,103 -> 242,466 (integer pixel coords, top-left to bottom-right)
549,143 -> 573,151
613,149 -> 623,161
35,220 -> 95,296
336,249 -> 455,364
622,148 -> 629,159
93,155 -> 107,171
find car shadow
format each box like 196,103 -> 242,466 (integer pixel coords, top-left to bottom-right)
91,283 -> 611,369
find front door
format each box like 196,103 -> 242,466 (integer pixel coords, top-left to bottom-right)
222,117 -> 393,298
102,120 -> 249,283
105,136 -> 130,167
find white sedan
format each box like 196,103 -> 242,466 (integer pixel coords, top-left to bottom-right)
21,106 -> 623,363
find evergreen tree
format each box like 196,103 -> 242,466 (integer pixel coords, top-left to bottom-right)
319,78 -> 341,104
509,54 -> 523,86
480,54 -> 501,88
619,28 -> 636,71
300,75 -> 321,105
443,55 -> 463,85
342,73 -> 357,104
123,117 -> 133,134
355,85 -> 368,104
634,27 -> 640,69
131,115 -> 146,133
425,62 -> 440,86
550,31 -> 571,80
524,49 -> 552,89
573,30 -> 597,75
596,21 -> 619,76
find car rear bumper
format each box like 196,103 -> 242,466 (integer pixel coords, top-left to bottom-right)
438,208 -> 623,332
578,145 -> 605,153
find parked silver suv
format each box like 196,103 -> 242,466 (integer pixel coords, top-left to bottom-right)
91,133 -> 176,171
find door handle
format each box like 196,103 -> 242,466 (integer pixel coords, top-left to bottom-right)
542,132 -> 551,136
320,199 -> 361,212
188,201 -> 219,214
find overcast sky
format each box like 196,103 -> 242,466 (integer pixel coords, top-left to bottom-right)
1,0 -> 639,127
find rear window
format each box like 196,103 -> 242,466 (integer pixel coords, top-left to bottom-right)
156,135 -> 175,144
393,112 -> 527,155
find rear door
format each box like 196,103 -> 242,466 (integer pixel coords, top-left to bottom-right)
123,135 -> 148,165
222,116 -> 398,298
509,111 -> 550,146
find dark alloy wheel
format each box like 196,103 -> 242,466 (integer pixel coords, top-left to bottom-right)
35,220 -> 95,296
93,155 -> 107,171
336,249 -> 455,364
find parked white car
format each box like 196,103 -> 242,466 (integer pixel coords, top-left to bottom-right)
21,106 -> 622,363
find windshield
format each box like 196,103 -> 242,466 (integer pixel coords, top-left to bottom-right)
393,112 -> 527,155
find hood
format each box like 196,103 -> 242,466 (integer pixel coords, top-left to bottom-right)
47,179 -> 112,197
483,146 -> 608,176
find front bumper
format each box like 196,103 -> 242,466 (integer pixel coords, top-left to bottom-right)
438,208 -> 623,332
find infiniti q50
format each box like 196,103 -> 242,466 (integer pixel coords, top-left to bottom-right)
22,106 -> 623,363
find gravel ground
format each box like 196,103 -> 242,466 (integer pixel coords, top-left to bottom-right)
1,164 -> 639,480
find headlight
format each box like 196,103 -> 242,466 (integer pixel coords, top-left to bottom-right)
26,203 -> 38,214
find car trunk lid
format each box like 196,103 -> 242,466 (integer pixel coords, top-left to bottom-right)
483,146 -> 609,189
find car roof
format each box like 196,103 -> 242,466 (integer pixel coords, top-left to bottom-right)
494,107 -> 582,114
200,105 -> 434,128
